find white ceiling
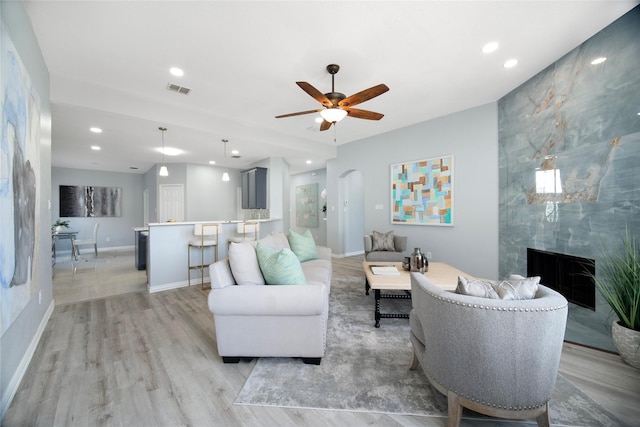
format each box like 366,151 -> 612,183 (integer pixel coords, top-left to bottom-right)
23,1 -> 638,175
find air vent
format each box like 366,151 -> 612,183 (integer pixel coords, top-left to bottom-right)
231,155 -> 241,159
167,83 -> 191,95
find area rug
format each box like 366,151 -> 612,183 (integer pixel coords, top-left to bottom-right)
235,271 -> 624,426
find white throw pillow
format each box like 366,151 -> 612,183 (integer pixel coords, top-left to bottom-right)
228,241 -> 265,286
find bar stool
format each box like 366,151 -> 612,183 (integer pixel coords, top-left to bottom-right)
227,221 -> 259,247
188,223 -> 219,290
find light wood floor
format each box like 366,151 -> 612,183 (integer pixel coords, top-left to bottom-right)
4,254 -> 640,426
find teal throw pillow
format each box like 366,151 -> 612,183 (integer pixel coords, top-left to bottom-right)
256,242 -> 307,285
288,229 -> 318,262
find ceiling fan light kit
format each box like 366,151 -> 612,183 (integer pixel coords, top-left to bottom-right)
320,108 -> 347,123
276,64 -> 389,131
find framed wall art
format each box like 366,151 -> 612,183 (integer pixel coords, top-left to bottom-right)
60,185 -> 122,217
391,155 -> 453,226
295,183 -> 319,228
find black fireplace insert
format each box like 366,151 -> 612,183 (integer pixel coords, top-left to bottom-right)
527,248 -> 596,310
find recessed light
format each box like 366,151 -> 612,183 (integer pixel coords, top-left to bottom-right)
158,147 -> 183,156
91,146 -> 101,150
169,67 -> 184,77
591,57 -> 607,65
306,160 -> 312,164
482,42 -> 499,54
209,160 -> 216,165
503,59 -> 518,68
90,127 -> 102,133
231,150 -> 239,155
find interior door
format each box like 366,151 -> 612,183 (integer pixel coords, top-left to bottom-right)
159,184 -> 184,222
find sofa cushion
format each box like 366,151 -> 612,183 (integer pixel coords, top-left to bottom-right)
372,230 -> 395,251
288,229 -> 319,262
258,232 -> 291,250
456,276 -> 540,300
228,241 -> 265,286
456,276 -> 499,299
256,242 -> 307,285
301,258 -> 332,286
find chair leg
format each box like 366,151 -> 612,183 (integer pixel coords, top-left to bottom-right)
409,350 -> 420,370
94,244 -> 98,258
535,402 -> 551,427
447,391 -> 462,427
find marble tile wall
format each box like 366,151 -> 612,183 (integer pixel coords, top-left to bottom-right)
498,6 -> 640,351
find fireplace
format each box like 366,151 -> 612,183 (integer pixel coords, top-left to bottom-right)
527,248 -> 596,310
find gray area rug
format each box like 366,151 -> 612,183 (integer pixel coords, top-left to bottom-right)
235,271 -> 624,426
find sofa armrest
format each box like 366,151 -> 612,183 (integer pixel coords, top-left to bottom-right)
208,283 -> 326,316
316,245 -> 332,260
394,235 -> 407,252
209,259 -> 236,289
363,235 -> 373,254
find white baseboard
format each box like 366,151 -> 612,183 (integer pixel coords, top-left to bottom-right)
333,250 -> 364,258
1,299 -> 55,420
148,279 -> 210,293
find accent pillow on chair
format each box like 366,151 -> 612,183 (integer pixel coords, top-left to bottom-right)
256,242 -> 307,285
372,230 -> 396,251
456,276 -> 540,300
288,229 -> 318,262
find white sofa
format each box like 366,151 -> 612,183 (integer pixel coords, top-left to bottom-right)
207,232 -> 332,365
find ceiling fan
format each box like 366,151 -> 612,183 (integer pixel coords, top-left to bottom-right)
275,64 -> 389,131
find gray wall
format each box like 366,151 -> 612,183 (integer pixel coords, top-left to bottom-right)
1,1 -> 52,418
186,163 -> 241,221
51,167 -> 144,251
330,103 -> 499,280
498,6 -> 640,351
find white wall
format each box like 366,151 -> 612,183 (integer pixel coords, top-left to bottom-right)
330,103 -> 499,279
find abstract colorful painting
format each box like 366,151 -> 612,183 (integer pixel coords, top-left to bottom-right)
295,183 -> 318,228
1,28 -> 43,335
391,155 -> 453,226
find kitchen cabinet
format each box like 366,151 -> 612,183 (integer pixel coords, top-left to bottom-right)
241,167 -> 267,209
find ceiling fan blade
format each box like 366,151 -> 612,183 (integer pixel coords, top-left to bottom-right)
339,84 -> 389,108
319,120 -> 333,131
296,82 -> 333,107
346,108 -> 384,120
275,108 -> 322,119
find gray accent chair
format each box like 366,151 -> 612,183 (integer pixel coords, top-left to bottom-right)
363,234 -> 407,262
409,272 -> 568,427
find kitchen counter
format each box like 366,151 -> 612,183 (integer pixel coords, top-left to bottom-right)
146,218 -> 281,292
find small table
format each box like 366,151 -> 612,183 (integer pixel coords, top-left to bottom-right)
362,261 -> 470,328
52,231 -> 78,260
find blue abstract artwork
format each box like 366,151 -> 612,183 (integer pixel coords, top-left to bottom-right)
1,28 -> 42,335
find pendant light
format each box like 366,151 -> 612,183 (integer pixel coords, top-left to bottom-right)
159,127 -> 169,177
221,139 -> 230,181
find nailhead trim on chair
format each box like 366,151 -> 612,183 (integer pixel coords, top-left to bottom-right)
424,288 -> 568,311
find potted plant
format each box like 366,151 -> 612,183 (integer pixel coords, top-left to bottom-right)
592,229 -> 640,369
53,219 -> 70,233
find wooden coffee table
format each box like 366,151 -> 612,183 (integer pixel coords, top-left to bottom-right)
362,261 -> 470,328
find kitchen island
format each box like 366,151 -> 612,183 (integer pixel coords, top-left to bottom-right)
147,219 -> 281,292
